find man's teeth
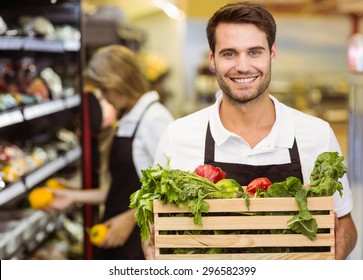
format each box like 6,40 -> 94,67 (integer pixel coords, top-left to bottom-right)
232,77 -> 256,83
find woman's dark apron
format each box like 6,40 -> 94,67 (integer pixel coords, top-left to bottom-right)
204,123 -> 303,185
95,102 -> 156,260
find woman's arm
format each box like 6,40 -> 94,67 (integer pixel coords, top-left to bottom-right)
98,209 -> 137,248
48,188 -> 108,210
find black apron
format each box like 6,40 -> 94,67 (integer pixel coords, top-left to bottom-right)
95,102 -> 156,260
204,123 -> 303,185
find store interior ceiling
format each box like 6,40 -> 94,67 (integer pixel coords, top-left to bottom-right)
85,0 -> 363,21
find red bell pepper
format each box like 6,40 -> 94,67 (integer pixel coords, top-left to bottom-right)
246,177 -> 272,196
194,164 -> 227,183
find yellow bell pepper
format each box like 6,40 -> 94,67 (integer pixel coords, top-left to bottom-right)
89,224 -> 109,246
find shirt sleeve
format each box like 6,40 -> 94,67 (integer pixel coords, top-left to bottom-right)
153,126 -> 172,167
328,126 -> 353,217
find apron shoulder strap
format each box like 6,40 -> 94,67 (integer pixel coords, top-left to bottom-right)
289,138 -> 301,164
131,100 -> 158,138
204,122 -> 215,163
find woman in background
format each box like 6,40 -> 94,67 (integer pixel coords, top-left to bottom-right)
48,45 -> 174,260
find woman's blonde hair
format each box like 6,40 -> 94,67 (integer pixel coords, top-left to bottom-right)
83,45 -> 149,99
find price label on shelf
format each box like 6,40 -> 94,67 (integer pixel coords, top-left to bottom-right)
0,37 -> 24,50
24,158 -> 67,188
64,94 -> 81,109
0,110 -> 24,128
23,38 -> 64,53
23,100 -> 66,120
0,181 -> 27,206
64,40 -> 81,51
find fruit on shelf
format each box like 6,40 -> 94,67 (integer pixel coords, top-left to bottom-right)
28,187 -> 54,209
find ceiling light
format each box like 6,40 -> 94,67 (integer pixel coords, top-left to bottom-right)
153,0 -> 184,19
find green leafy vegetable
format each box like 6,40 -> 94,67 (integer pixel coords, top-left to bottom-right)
129,162 -> 245,240
308,151 -> 346,197
253,151 -> 347,240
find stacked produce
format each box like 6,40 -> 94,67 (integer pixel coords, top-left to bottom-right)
130,152 -> 347,254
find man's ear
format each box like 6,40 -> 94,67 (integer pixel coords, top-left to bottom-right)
271,42 -> 277,64
209,50 -> 215,69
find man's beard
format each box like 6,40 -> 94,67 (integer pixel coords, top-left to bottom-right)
216,69 -> 271,106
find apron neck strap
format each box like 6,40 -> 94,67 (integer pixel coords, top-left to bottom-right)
132,100 -> 158,138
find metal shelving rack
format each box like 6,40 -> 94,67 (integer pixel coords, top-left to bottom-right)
0,0 -> 84,259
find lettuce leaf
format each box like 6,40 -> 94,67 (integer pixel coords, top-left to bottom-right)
308,151 -> 346,197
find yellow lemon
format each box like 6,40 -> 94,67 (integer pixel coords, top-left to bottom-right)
89,224 -> 109,246
45,178 -> 64,189
28,187 -> 54,209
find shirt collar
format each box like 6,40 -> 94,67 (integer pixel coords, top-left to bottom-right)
270,95 -> 295,149
209,96 -> 231,145
209,94 -> 295,149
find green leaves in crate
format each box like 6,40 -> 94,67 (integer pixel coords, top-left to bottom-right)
129,161 -> 245,240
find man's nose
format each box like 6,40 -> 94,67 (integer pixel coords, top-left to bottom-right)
234,55 -> 251,72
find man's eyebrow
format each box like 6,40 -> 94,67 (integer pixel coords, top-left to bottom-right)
217,46 -> 267,54
218,48 -> 236,54
248,46 -> 266,51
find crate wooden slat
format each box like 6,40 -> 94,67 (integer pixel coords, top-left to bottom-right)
153,197 -> 334,212
153,197 -> 335,260
155,233 -> 334,248
155,252 -> 334,260
155,215 -> 333,230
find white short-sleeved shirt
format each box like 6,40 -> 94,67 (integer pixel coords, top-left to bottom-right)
116,90 -> 174,178
154,95 -> 353,218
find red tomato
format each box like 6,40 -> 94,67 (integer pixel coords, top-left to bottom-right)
246,177 -> 272,196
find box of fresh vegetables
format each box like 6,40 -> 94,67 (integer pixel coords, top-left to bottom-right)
130,152 -> 347,260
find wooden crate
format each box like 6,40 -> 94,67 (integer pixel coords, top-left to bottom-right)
153,197 -> 335,260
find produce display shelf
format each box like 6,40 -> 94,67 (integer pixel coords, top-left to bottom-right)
0,145 -> 81,206
0,209 -> 59,259
0,95 -> 81,128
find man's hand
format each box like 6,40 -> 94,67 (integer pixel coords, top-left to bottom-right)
335,213 -> 357,259
142,224 -> 155,259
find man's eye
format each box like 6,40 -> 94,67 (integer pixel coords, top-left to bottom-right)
222,51 -> 235,57
250,50 -> 262,56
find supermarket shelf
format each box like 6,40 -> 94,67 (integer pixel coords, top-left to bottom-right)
23,99 -> 66,120
0,0 -> 83,259
0,181 -> 27,206
24,157 -> 68,188
64,94 -> 81,109
24,145 -> 82,189
0,209 -> 60,259
0,36 -> 80,52
0,94 -> 81,128
0,145 -> 82,206
0,0 -> 83,260
0,109 -> 24,128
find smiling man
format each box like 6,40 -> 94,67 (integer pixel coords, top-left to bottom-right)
149,1 -> 357,260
